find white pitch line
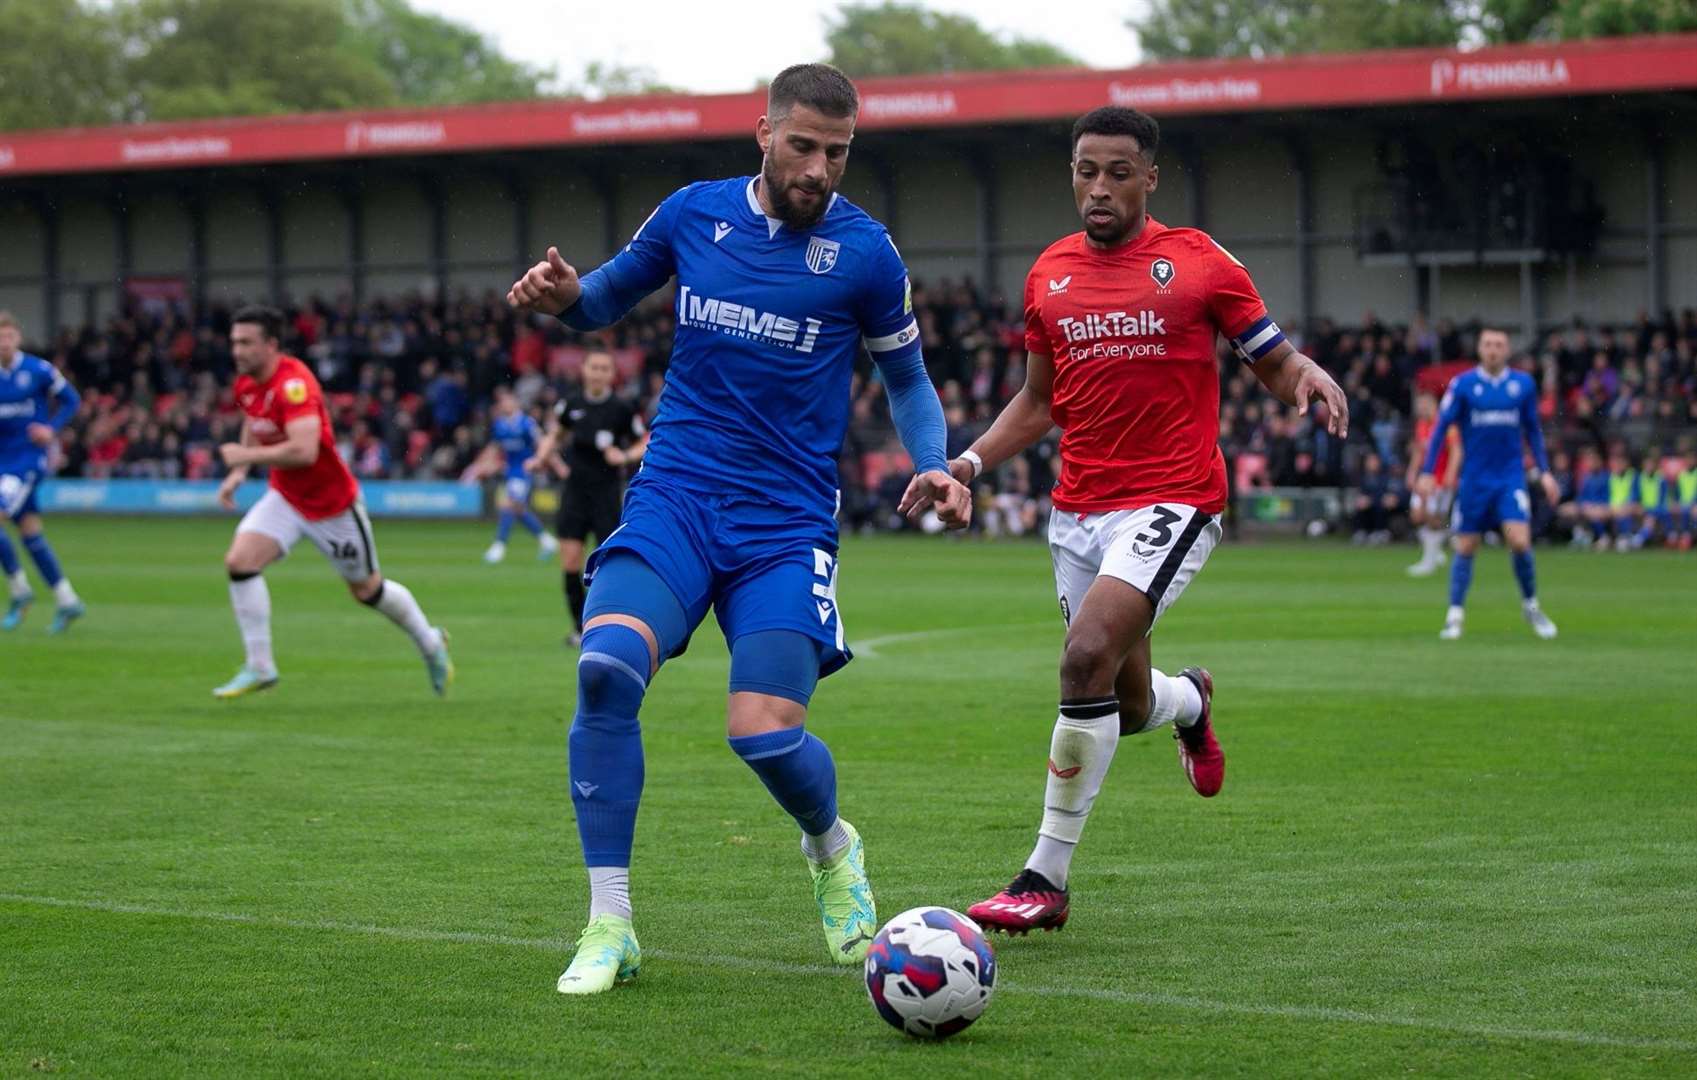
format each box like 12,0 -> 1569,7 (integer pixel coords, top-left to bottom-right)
3,893 -> 1691,1053
849,621 -> 1053,659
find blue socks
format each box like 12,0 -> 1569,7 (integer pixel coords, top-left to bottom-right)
1511,549 -> 1536,601
1448,553 -> 1474,608
22,534 -> 62,586
569,623 -> 652,867
496,509 -> 546,543
0,531 -> 18,576
729,726 -> 840,837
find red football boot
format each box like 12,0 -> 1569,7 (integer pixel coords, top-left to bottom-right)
966,869 -> 1069,935
1174,666 -> 1224,797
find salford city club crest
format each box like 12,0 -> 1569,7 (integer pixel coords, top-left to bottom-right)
1150,257 -> 1176,289
805,236 -> 841,275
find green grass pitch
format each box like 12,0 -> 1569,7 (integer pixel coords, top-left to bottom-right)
3,517 -> 1694,1077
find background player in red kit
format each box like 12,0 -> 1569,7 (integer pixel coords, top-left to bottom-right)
212,305 -> 454,699
903,107 -> 1348,935
1405,391 -> 1461,577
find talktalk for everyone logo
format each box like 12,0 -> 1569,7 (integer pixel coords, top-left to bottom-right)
677,285 -> 823,353
1056,310 -> 1166,343
1430,56 -> 1571,96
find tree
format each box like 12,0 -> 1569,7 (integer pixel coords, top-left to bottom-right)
0,0 -> 128,130
120,0 -> 399,122
825,2 -> 1082,78
1132,0 -> 1697,59
567,62 -> 678,100
0,0 -> 561,132
342,0 -> 554,107
1133,0 -> 1463,61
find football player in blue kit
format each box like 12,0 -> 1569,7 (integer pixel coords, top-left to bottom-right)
0,312 -> 85,633
506,64 -> 971,995
1416,327 -> 1559,641
479,386 -> 558,564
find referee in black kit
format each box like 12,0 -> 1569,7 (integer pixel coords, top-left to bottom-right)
528,350 -> 647,645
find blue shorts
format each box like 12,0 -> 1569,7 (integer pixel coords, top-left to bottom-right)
1453,481 -> 1529,534
0,468 -> 41,522
502,475 -> 534,505
585,474 -> 851,678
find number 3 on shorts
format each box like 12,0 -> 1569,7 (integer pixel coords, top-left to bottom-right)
1134,506 -> 1184,548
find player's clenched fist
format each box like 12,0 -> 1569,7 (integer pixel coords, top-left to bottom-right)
899,469 -> 973,531
506,247 -> 582,316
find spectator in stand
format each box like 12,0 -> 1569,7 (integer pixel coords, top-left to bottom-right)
1350,452 -> 1399,544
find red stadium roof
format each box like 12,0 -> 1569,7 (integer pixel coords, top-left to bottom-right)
2,33 -> 1694,178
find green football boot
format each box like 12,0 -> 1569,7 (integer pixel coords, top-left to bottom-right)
808,820 -> 876,965
425,628 -> 454,696
212,666 -> 279,699
556,914 -> 641,995
47,600 -> 85,635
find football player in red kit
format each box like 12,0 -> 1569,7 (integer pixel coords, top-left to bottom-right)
903,107 -> 1348,935
213,305 -> 454,699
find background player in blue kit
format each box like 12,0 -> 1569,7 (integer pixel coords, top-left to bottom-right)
1417,327 -> 1559,641
0,312 -> 86,634
478,386 -> 557,564
506,63 -> 971,995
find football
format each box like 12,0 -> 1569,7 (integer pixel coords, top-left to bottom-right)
864,906 -> 997,1039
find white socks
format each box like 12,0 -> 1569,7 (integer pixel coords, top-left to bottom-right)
371,579 -> 441,656
588,866 -> 632,920
1144,668 -> 1204,733
229,575 -> 276,676
7,570 -> 27,599
53,579 -> 79,607
1027,698 -> 1121,889
801,817 -> 851,864
1420,527 -> 1446,562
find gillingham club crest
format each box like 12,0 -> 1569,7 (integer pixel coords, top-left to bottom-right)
1150,257 -> 1176,289
805,236 -> 841,275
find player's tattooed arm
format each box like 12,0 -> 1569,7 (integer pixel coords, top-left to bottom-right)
1248,341 -> 1349,437
955,350 -> 1058,483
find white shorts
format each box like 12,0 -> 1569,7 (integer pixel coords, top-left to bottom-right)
1049,503 -> 1222,629
1411,487 -> 1453,521
237,489 -> 380,584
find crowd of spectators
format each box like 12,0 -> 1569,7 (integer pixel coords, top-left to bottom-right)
19,282 -> 1697,544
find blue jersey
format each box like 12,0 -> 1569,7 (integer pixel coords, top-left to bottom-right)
1422,367 -> 1549,490
491,412 -> 542,480
0,352 -> 80,476
562,176 -> 938,520
1576,470 -> 1611,506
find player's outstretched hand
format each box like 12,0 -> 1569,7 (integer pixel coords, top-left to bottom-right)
26,422 -> 54,447
1294,362 -> 1350,437
1539,471 -> 1561,506
506,247 -> 582,316
900,470 -> 972,530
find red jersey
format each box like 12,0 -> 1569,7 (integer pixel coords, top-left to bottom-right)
234,355 -> 358,520
1414,417 -> 1454,484
1024,219 -> 1275,514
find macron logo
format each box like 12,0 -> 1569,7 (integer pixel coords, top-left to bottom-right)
713,221 -> 733,243
574,781 -> 599,798
1048,276 -> 1071,294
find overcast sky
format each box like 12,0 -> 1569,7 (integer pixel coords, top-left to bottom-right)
410,0 -> 1152,95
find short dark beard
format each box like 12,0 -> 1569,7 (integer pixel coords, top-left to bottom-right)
1084,218 -> 1134,247
761,156 -> 830,230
